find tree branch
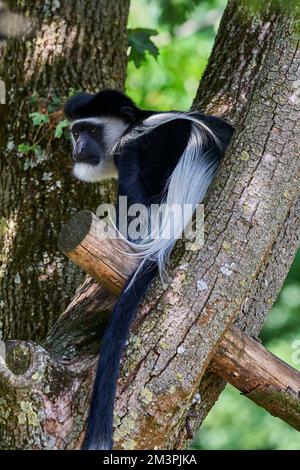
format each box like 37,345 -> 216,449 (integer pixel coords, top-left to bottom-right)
0,0 -> 299,450
211,324 -> 300,431
57,210 -> 300,432
108,5 -> 300,448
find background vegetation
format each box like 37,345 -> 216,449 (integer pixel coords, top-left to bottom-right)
127,0 -> 300,450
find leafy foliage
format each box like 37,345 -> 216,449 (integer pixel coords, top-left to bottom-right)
17,143 -> 31,154
54,119 -> 69,138
151,0 -> 200,32
29,111 -> 49,126
149,0 -> 223,33
18,92 -> 74,158
18,143 -> 42,157
128,28 -> 159,67
126,30 -> 214,110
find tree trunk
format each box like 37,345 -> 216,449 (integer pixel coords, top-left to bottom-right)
178,0 -> 300,443
111,0 -> 300,448
0,0 -> 129,341
0,0 -> 299,450
58,210 -> 300,432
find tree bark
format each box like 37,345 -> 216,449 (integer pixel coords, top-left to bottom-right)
0,0 -> 299,450
57,211 -> 138,294
58,210 -> 300,432
179,0 -> 300,444
0,0 -> 129,341
110,0 -> 300,449
210,324 -> 300,432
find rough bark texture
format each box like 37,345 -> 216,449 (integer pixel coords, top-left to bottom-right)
0,0 -> 129,341
210,324 -> 300,431
0,0 -> 299,451
180,0 -> 300,444
58,210 -> 300,431
0,282 -> 114,449
57,211 -> 138,294
111,0 -> 300,448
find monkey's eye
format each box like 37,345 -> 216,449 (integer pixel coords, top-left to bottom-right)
89,128 -> 97,135
72,131 -> 79,140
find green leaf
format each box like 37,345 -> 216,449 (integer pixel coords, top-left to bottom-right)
55,119 -> 69,138
29,112 -> 49,126
51,95 -> 61,106
68,87 -> 82,98
149,0 -> 203,33
32,144 -> 42,157
128,28 -> 159,68
18,143 -> 31,154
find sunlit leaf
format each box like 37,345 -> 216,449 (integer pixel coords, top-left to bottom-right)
128,28 -> 159,68
29,112 -> 49,126
18,143 -> 31,154
55,119 -> 69,138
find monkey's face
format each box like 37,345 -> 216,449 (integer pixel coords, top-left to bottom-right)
70,117 -> 128,182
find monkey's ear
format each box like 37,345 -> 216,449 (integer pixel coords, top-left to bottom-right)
120,106 -> 136,122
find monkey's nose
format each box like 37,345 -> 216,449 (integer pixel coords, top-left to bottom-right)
73,153 -> 86,163
73,145 -> 87,162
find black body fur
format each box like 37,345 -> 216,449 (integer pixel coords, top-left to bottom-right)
64,90 -> 234,450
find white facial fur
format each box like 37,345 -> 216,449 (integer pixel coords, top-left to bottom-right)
70,117 -> 129,182
73,160 -> 117,182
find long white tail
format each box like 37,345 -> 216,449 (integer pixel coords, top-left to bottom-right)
114,112 -> 222,284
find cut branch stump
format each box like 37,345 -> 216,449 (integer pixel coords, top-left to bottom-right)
58,210 -> 300,432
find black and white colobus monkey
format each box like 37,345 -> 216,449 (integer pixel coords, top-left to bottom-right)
64,89 -> 234,450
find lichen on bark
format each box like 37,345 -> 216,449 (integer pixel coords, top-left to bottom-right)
0,0 -> 129,341
0,0 -> 299,451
